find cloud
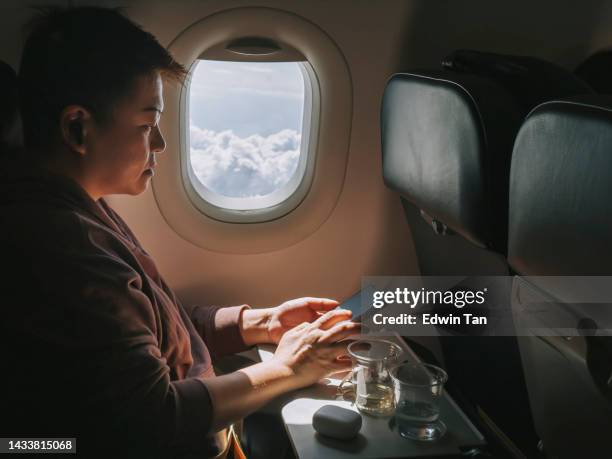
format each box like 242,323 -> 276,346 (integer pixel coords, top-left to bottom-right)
189,125 -> 302,198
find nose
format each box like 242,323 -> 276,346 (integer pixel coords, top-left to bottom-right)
150,125 -> 166,154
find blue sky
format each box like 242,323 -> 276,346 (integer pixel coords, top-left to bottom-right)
188,60 -> 305,198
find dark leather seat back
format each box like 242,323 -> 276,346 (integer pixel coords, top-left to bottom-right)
509,96 -> 612,458
510,97 -> 612,275
382,70 -> 521,253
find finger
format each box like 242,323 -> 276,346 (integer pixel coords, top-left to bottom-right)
318,320 -> 361,344
318,309 -> 352,330
310,309 -> 351,330
305,297 -> 339,312
287,321 -> 311,336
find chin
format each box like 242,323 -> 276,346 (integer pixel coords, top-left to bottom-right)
134,183 -> 150,195
124,181 -> 150,196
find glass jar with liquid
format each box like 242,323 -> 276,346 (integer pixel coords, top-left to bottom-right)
338,339 -> 403,417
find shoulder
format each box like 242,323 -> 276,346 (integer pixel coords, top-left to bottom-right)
5,201 -> 156,326
3,199 -> 138,279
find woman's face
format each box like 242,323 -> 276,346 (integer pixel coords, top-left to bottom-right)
83,71 -> 166,198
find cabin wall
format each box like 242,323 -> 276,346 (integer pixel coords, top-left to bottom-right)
2,0 -> 612,309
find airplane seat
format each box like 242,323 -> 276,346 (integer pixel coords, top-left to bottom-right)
381,68 -> 538,455
382,70 -> 521,274
0,60 -> 23,156
508,96 -> 612,459
381,54 -> 592,456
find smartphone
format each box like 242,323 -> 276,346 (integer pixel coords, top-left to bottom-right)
336,290 -> 372,322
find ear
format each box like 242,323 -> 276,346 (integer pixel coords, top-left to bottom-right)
59,105 -> 93,155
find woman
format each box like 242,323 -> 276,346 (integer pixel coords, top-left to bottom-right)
0,7 -> 358,458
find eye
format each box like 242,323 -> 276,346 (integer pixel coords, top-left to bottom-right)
140,124 -> 154,133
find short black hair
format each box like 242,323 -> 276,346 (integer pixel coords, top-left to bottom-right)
19,6 -> 187,150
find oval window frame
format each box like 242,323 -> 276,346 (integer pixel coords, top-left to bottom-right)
155,6 -> 352,254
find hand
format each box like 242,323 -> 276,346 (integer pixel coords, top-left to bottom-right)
267,297 -> 344,344
239,297 -> 350,346
272,309 -> 360,388
204,311 -> 359,432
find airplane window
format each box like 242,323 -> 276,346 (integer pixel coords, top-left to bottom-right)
186,59 -> 317,220
158,9 -> 350,249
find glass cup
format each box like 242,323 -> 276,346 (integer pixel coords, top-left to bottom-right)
338,339 -> 403,417
390,362 -> 448,441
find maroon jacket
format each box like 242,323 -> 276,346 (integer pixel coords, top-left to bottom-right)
0,163 -> 250,458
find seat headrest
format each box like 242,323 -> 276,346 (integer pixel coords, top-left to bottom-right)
381,70 -> 522,251
508,96 -> 612,275
443,49 -> 594,111
0,60 -> 22,152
